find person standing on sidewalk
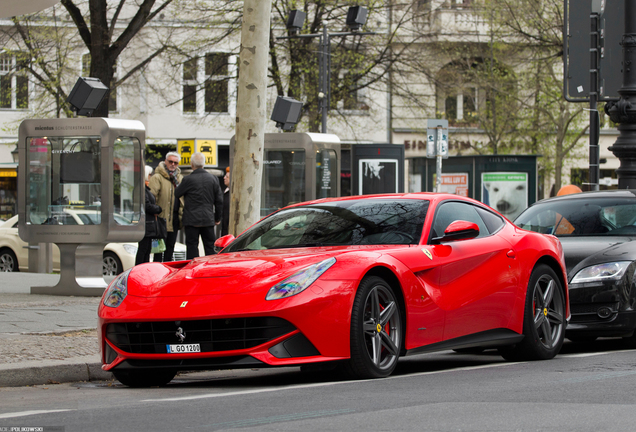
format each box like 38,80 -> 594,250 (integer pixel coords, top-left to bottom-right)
221,166 -> 230,237
136,166 -> 162,265
149,151 -> 183,262
175,152 -> 223,259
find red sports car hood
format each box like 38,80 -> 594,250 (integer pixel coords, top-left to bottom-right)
127,247 -> 378,297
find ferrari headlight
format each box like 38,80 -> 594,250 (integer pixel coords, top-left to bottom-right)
103,269 -> 131,308
266,257 -> 336,300
571,261 -> 631,283
123,244 -> 138,255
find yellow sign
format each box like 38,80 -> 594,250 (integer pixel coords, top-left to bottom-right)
197,140 -> 217,166
177,139 -> 194,166
0,169 -> 17,177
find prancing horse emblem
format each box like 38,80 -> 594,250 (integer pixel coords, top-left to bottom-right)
175,327 -> 186,342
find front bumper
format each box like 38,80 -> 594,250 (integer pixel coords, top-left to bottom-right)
566,277 -> 636,338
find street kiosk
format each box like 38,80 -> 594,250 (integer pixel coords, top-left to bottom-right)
17,118 -> 146,296
230,133 -> 341,217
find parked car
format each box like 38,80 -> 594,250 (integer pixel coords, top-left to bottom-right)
515,190 -> 636,345
0,215 -> 186,275
99,193 -> 568,387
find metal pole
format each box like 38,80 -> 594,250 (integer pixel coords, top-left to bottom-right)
589,12 -> 600,191
320,26 -> 330,134
435,127 -> 442,192
607,0 -> 636,189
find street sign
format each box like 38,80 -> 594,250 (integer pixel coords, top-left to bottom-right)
426,119 -> 449,159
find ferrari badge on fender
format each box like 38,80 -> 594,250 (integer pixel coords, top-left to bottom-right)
422,248 -> 433,260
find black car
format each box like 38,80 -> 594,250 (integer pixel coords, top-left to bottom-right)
515,190 -> 636,345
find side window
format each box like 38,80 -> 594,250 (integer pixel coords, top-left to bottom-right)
475,206 -> 505,234
431,201 -> 489,240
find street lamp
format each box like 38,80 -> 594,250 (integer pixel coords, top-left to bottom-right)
277,6 -> 374,133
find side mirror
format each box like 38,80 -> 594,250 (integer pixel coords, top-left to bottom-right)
432,220 -> 480,244
214,234 -> 235,253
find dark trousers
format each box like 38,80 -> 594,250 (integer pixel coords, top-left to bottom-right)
184,225 -> 216,259
135,236 -> 153,265
153,230 -> 178,262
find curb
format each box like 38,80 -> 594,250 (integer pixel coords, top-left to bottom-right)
0,355 -> 112,387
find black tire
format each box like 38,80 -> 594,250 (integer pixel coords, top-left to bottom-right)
0,248 -> 18,272
112,369 -> 176,388
499,264 -> 565,361
103,251 -> 123,276
344,276 -> 403,379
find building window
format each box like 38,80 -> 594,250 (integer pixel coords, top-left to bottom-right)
0,51 -> 28,110
82,54 -> 117,112
336,71 -> 368,112
436,59 -> 514,126
182,53 -> 232,115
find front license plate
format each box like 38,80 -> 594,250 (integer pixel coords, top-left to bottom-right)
166,343 -> 201,353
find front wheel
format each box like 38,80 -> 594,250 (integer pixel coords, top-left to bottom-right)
112,369 -> 176,388
500,264 -> 565,361
0,248 -> 18,272
103,252 -> 122,276
344,276 -> 403,379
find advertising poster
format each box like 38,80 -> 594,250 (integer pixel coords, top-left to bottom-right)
359,159 -> 398,194
481,172 -> 528,220
433,173 -> 468,196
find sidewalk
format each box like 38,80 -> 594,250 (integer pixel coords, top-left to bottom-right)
0,272 -> 113,387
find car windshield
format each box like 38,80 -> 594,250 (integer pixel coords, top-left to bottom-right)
223,199 -> 429,252
515,196 -> 636,237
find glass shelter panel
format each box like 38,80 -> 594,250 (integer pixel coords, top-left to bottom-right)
262,149 -> 305,216
316,149 -> 337,199
26,136 -> 101,225
113,137 -> 141,225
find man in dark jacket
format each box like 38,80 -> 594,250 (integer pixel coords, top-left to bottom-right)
175,152 -> 223,259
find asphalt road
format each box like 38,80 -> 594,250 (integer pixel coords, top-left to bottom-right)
0,339 -> 635,432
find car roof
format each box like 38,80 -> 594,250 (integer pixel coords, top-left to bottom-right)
531,189 -> 636,206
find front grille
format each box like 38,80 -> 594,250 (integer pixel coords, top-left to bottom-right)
106,317 -> 296,354
570,302 -> 619,323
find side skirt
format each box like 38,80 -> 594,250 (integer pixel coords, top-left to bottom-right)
405,329 -> 524,357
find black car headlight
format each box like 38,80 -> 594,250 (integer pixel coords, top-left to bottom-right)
103,268 -> 131,308
571,261 -> 631,284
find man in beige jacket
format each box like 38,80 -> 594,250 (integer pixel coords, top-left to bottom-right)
149,151 -> 183,262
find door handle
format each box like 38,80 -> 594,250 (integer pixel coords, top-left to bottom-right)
506,250 -> 516,259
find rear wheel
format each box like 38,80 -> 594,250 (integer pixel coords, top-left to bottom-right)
103,252 -> 122,276
499,264 -> 565,361
344,276 -> 403,379
0,248 -> 18,272
112,369 -> 176,388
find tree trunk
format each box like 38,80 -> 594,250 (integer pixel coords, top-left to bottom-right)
229,0 -> 272,236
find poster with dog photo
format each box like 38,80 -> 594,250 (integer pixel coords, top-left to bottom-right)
481,172 -> 528,220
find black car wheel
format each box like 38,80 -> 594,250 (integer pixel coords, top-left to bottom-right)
112,369 -> 176,388
0,248 -> 18,272
345,276 -> 402,379
500,264 -> 565,361
103,252 -> 122,276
